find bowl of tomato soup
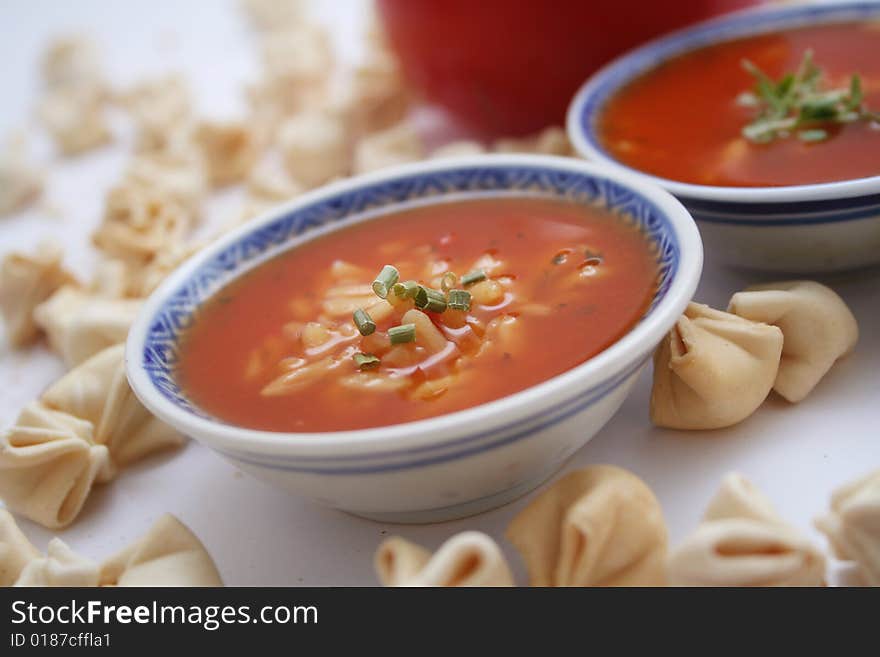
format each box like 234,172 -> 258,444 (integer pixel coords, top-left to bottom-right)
126,155 -> 701,522
567,1 -> 880,272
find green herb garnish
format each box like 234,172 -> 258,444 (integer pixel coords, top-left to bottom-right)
447,289 -> 472,311
353,353 -> 380,370
798,129 -> 829,143
440,271 -> 458,293
353,308 -> 376,336
372,265 -> 399,299
414,286 -> 447,313
738,49 -> 877,144
392,279 -> 419,299
388,323 -> 416,344
460,269 -> 487,287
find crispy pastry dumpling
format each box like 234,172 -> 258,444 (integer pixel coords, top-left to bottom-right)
650,302 -> 783,430
702,472 -> 780,524
93,182 -> 192,265
430,140 -> 487,159
492,125 -> 573,156
120,75 -> 194,154
41,343 -> 184,466
100,514 -> 223,586
247,154 -> 304,202
727,281 -> 858,402
15,538 -> 101,587
42,36 -> 102,91
37,36 -> 111,156
194,120 -> 258,187
278,111 -> 349,188
0,137 -> 44,216
506,466 -> 668,586
0,242 -> 74,346
669,520 -> 826,587
374,537 -> 430,586
241,0 -> 307,31
815,469 -> 880,586
375,532 -> 513,587
344,30 -> 410,135
668,473 -> 826,586
0,509 -> 41,585
39,88 -> 111,156
1,511 -> 222,586
32,286 -> 141,367
353,122 -> 424,174
125,146 -> 206,217
0,402 -> 114,529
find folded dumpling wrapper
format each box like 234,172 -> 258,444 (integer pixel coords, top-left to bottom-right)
815,469 -> 880,586
42,343 -> 184,466
0,242 -> 74,346
1,511 -> 222,587
506,465 -> 668,586
375,536 -> 430,586
92,182 -> 191,263
15,538 -> 101,586
0,509 -> 41,585
353,121 -> 424,174
668,473 -> 826,586
650,303 -> 783,430
375,531 -> 513,587
0,138 -> 44,216
100,514 -> 223,586
33,285 -> 142,368
0,402 -> 114,529
702,471 -> 781,524
727,281 -> 858,402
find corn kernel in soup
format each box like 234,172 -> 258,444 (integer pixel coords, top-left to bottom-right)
177,197 -> 659,432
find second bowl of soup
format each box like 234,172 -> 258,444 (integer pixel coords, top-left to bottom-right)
126,155 -> 701,522
568,1 -> 880,272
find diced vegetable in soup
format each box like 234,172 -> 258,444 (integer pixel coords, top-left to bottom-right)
177,198 -> 658,432
598,22 -> 880,187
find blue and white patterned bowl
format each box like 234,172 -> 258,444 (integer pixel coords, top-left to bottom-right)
567,1 -> 880,273
126,155 -> 701,523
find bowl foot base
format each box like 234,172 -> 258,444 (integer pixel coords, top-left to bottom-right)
345,461 -> 564,524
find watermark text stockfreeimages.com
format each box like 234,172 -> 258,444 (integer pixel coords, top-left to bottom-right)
10,599 -> 317,632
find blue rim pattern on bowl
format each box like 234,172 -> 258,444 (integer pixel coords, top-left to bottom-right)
567,1 -> 880,226
139,163 -> 682,471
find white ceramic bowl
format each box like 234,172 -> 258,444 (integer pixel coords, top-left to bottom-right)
126,155 -> 702,523
567,1 -> 880,273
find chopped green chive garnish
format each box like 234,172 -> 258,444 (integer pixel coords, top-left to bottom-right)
392,279 -> 419,299
353,353 -> 380,370
353,308 -> 376,336
388,323 -> 416,344
461,269 -> 487,287
738,49 -> 877,144
372,265 -> 399,299
798,129 -> 828,143
440,271 -> 458,293
447,289 -> 471,311
414,286 -> 447,313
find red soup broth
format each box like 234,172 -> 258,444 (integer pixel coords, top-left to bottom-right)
177,198 -> 659,432
598,21 -> 880,187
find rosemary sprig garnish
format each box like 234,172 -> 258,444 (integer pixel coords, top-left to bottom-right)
738,49 -> 878,144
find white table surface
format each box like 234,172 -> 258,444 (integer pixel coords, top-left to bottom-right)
1,0 -> 877,586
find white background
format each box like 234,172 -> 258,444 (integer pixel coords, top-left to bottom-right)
1,0 -> 877,586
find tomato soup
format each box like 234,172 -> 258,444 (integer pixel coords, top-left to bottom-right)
598,22 -> 880,187
177,198 -> 659,432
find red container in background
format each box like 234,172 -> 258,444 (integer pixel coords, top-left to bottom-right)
377,0 -> 760,139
